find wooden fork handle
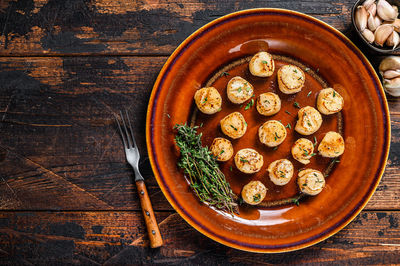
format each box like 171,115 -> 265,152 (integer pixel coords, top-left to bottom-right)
136,180 -> 163,248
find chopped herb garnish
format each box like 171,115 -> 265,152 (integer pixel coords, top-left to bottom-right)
316,68 -> 320,73
230,166 -> 233,171
253,194 -> 261,202
245,86 -> 250,92
298,76 -> 302,80
221,71 -> 230,77
307,121 -> 312,127
202,97 -> 208,104
240,157 -> 249,163
273,146 -> 278,151
294,102 -> 301,108
264,99 -> 270,104
274,132 -> 280,141
286,123 -> 291,130
333,91 -> 336,97
302,183 -> 307,187
262,60 -> 268,64
237,87 -> 242,93
310,153 -> 317,157
244,99 -> 254,110
166,113 -> 171,118
307,91 -> 312,97
292,198 -> 300,206
294,69 -> 298,73
220,150 -> 225,155
230,125 -> 238,131
200,123 -> 204,127
285,110 -> 291,115
244,122 -> 248,126
313,136 -> 317,147
303,149 -> 309,156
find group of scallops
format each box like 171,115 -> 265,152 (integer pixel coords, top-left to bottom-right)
194,51 -> 345,206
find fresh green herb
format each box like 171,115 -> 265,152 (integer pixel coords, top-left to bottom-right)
273,146 -> 278,151
245,86 -> 250,92
174,124 -> 238,214
237,87 -> 242,93
230,166 -> 233,172
285,110 -> 291,115
244,122 -> 248,126
294,69 -> 298,73
221,71 -> 230,77
313,173 -> 318,177
310,153 -> 317,157
292,198 -> 300,206
220,150 -> 225,155
253,194 -> 261,202
332,159 -> 340,164
313,136 -> 317,147
202,97 -> 208,104
302,183 -> 307,187
307,121 -> 312,127
200,123 -> 203,127
244,99 -> 254,110
240,157 -> 249,163
303,149 -> 309,156
307,91 -> 312,97
262,60 -> 268,64
230,125 -> 238,131
298,76 -> 302,80
333,91 -> 336,97
274,132 -> 280,141
294,102 -> 301,108
166,113 -> 171,118
286,123 -> 291,130
264,99 -> 270,104
316,68 -> 320,73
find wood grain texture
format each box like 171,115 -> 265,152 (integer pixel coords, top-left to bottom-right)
0,56 -> 398,211
0,0 -> 362,56
0,211 -> 399,265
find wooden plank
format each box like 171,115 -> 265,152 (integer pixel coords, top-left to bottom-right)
0,56 -> 398,211
0,0 -> 358,56
0,210 -> 399,264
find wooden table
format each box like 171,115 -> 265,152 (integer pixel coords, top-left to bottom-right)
0,0 -> 399,264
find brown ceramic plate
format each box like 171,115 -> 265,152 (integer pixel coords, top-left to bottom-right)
146,9 -> 390,253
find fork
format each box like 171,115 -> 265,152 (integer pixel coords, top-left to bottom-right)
114,110 -> 163,248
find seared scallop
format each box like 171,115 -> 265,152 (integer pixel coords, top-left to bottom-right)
226,76 -> 254,104
267,159 -> 294,186
234,148 -> 264,174
297,169 -> 325,196
241,180 -> 267,205
256,92 -> 281,116
317,88 -> 344,115
209,138 -> 234,162
220,112 -> 247,139
194,87 -> 222,114
318,131 -> 345,158
291,138 -> 315,165
258,120 -> 287,147
277,65 -> 305,94
295,106 -> 323,135
249,52 -> 275,77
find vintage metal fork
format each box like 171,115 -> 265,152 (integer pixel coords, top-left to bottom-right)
114,110 -> 163,248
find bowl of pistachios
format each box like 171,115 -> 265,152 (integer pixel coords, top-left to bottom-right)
352,0 -> 400,53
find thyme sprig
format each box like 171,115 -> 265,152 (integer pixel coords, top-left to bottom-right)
174,123 -> 238,214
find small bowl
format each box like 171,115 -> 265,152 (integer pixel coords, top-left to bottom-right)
352,0 -> 400,53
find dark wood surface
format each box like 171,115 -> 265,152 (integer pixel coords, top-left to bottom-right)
0,0 -> 399,264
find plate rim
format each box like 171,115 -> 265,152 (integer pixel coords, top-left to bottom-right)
146,8 -> 391,253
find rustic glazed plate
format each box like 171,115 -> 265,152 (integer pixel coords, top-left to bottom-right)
146,9 -> 390,253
